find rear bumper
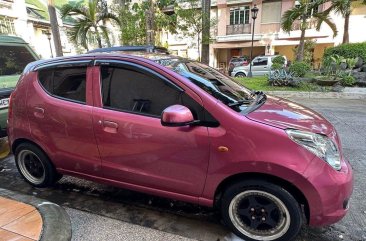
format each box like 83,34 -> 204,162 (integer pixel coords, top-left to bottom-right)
305,157 -> 353,227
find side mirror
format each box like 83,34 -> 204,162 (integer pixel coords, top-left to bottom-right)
161,105 -> 196,127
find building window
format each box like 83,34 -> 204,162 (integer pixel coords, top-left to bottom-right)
0,16 -> 16,35
261,1 -> 282,24
229,6 -> 250,25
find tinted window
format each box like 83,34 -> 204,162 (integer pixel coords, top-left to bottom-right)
38,67 -> 87,103
253,58 -> 268,66
0,46 -> 36,76
100,65 -> 212,121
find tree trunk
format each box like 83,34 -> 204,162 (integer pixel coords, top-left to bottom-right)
201,0 -> 211,64
197,34 -> 201,62
342,12 -> 350,44
146,0 -> 155,45
296,14 -> 307,62
94,26 -> 102,48
48,0 -> 63,57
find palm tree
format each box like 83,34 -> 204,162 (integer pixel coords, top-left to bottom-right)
325,0 -> 366,43
281,0 -> 337,61
61,0 -> 120,50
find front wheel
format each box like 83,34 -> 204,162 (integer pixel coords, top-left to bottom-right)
221,180 -> 303,241
235,72 -> 246,78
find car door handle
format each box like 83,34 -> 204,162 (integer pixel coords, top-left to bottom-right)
34,107 -> 45,118
101,120 -> 119,133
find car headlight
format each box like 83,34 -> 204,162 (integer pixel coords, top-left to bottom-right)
286,129 -> 341,171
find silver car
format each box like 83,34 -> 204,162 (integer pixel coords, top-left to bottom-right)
231,55 -> 288,77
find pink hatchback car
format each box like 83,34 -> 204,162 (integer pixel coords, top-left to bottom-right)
8,47 -> 353,241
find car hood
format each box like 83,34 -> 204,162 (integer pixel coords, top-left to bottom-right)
247,95 -> 333,135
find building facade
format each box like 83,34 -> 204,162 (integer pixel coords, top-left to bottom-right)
0,0 -> 76,58
165,0 -> 366,69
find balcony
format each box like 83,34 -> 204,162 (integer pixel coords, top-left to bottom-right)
226,24 -> 251,35
292,19 -> 318,31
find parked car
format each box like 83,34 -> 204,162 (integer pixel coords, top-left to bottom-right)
231,55 -> 288,77
8,47 -> 353,241
228,56 -> 250,76
0,36 -> 39,138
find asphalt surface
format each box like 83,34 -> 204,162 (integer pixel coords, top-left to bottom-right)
0,98 -> 365,241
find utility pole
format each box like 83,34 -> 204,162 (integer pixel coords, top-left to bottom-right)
48,0 -> 63,56
146,0 -> 155,45
201,0 -> 211,64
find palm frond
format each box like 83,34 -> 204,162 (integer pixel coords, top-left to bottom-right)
314,12 -> 338,37
99,25 -> 111,47
60,2 -> 88,19
281,7 -> 304,32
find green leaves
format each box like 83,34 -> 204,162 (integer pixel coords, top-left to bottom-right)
61,0 -> 119,49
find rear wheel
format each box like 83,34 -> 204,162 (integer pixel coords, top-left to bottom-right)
235,72 -> 246,78
15,143 -> 60,187
221,180 -> 303,241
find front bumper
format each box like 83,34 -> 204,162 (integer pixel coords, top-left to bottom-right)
304,156 -> 353,227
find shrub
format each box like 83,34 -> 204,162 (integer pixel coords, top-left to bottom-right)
271,63 -> 283,70
340,75 -> 356,86
289,61 -> 311,77
323,42 -> 366,61
272,56 -> 286,65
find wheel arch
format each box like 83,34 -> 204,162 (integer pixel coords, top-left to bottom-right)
213,172 -> 310,224
235,71 -> 247,77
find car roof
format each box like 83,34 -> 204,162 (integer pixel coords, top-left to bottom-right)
25,51 -> 184,72
0,35 -> 29,44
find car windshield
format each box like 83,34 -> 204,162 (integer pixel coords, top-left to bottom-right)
155,58 -> 258,113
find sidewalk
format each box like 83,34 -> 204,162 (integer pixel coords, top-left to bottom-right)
266,87 -> 366,99
0,188 -> 71,241
0,197 -> 42,240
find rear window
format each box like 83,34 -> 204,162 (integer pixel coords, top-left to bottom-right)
0,45 -> 36,76
38,67 -> 87,104
0,45 -> 37,89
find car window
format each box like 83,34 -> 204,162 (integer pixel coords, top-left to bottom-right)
100,65 -> 206,119
0,45 -> 37,89
156,58 -> 254,113
253,58 -> 268,66
38,67 -> 87,103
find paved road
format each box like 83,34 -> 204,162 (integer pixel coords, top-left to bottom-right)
0,98 -> 365,241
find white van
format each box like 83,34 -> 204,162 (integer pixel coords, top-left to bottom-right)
231,55 -> 288,77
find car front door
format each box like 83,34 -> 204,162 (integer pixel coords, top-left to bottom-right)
92,60 -> 210,197
251,57 -> 269,76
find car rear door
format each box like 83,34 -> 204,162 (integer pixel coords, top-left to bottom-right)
91,59 -> 210,198
27,60 -> 102,176
251,57 -> 269,76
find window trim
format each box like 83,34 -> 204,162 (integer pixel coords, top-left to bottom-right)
95,60 -> 184,93
37,64 -> 89,105
34,60 -> 92,72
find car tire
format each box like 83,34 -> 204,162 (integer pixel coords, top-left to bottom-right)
235,72 -> 246,78
221,179 -> 303,241
15,143 -> 60,187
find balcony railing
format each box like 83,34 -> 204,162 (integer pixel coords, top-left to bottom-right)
226,24 -> 251,35
292,19 -> 318,31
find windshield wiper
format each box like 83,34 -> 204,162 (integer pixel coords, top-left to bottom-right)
253,91 -> 267,104
228,99 -> 252,107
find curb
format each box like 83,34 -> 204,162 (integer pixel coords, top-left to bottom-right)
0,188 -> 72,241
265,91 -> 366,99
